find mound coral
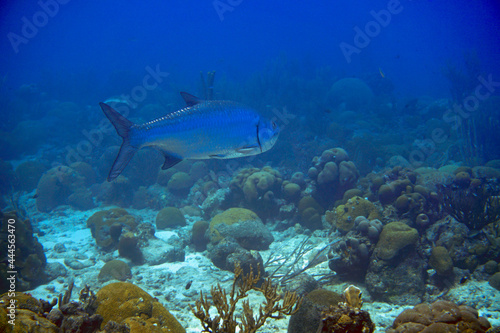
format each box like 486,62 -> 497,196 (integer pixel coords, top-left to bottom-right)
387,300 -> 491,333
374,222 -> 419,260
86,208 -> 141,249
191,220 -> 210,251
167,171 -> 193,194
327,196 -> 381,233
156,206 -> 186,229
309,148 -> 359,206
326,77 -> 374,111
208,208 -> 273,250
429,246 -> 453,276
36,165 -> 92,212
297,196 -> 324,230
228,166 -> 283,219
0,292 -> 59,332
14,160 -> 47,191
95,282 -> 185,332
98,259 -> 132,282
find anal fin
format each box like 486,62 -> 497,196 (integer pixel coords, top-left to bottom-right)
161,153 -> 182,170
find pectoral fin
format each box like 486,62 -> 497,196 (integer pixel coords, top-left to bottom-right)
236,144 -> 259,154
209,154 -> 227,159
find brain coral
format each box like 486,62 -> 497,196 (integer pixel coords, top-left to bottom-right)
156,207 -> 186,229
387,300 -> 491,333
374,222 -> 419,260
95,282 -> 185,332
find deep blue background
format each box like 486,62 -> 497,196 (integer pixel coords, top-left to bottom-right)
0,0 -> 499,101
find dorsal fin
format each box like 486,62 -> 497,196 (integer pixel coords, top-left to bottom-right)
180,92 -> 203,107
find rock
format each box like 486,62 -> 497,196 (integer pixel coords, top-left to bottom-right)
45,262 -> 67,281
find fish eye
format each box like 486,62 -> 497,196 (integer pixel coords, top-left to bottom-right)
271,121 -> 277,129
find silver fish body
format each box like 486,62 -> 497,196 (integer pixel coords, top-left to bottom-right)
100,92 -> 279,181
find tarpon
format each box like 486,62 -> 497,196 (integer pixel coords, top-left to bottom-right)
100,92 -> 280,181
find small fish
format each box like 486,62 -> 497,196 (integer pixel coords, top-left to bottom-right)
103,97 -> 135,108
100,92 -> 280,181
379,67 -> 385,78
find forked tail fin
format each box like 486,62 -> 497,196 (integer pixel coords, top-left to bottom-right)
99,102 -> 138,181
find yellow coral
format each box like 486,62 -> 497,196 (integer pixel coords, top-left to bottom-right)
208,208 -> 260,244
328,196 -> 380,232
95,282 -> 185,333
374,222 -> 419,260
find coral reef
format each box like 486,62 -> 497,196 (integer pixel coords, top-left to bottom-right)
0,292 -> 59,333
328,221 -> 379,281
229,166 -> 283,219
365,251 -> 426,305
14,160 -> 47,192
36,165 -> 94,212
208,208 -> 273,250
86,208 -> 141,249
438,178 -> 500,230
289,288 -> 374,333
191,263 -> 301,333
0,211 -> 47,293
167,171 -> 193,195
326,196 -> 381,233
387,300 -> 491,333
156,206 -> 186,229
191,220 -> 210,251
308,148 -> 360,207
95,282 -> 185,332
118,232 -> 144,264
374,222 -> 419,261
208,237 -> 266,278
429,246 -> 454,277
98,259 -> 132,282
316,304 -> 375,333
298,196 -> 324,231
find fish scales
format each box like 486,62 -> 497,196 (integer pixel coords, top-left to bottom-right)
100,92 -> 279,181
134,101 -> 259,159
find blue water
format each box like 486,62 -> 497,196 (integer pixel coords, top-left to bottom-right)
1,0 -> 499,99
1,1 -> 500,330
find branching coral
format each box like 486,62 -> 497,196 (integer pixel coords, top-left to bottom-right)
191,263 -> 302,333
264,235 -> 339,285
438,181 -> 500,230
